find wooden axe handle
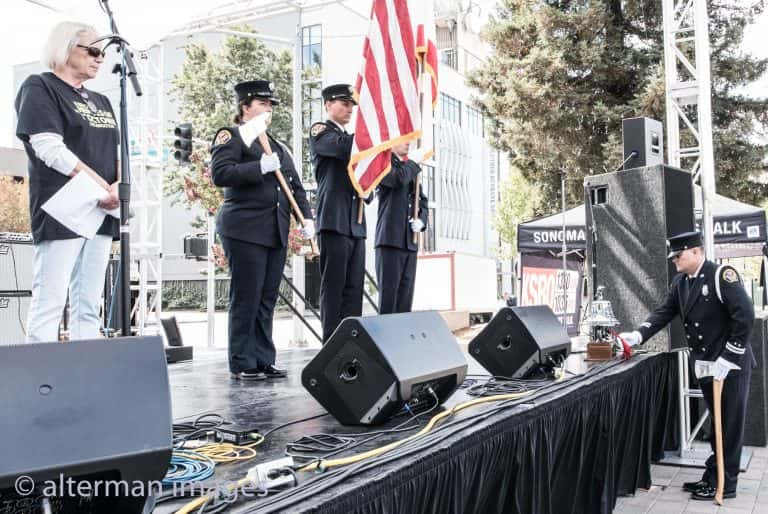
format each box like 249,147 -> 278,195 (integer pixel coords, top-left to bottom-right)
258,133 -> 319,258
713,377 -> 725,505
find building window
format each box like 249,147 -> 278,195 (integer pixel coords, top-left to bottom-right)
440,93 -> 461,126
302,25 -> 322,69
466,106 -> 484,137
436,24 -> 457,71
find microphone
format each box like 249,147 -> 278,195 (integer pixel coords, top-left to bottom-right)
613,151 -> 638,173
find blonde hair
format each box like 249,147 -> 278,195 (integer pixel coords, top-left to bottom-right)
42,21 -> 99,71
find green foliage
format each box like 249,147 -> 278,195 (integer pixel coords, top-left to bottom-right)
470,0 -> 768,208
494,169 -> 541,258
165,28 -> 317,266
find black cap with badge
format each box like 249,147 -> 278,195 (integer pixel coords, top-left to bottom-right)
234,80 -> 279,105
666,231 -> 704,259
321,83 -> 357,104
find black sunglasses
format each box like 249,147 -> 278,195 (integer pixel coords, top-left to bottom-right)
76,44 -> 105,58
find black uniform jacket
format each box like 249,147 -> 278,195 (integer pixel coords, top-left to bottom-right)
638,260 -> 755,369
210,126 -> 312,249
309,120 -> 371,239
375,155 -> 428,252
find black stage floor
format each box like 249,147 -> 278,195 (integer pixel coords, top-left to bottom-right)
155,348 -> 677,514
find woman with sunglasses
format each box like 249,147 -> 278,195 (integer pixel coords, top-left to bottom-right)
14,21 -> 119,343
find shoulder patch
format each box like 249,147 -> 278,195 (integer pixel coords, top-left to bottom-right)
310,123 -> 326,137
214,129 -> 232,147
722,267 -> 740,284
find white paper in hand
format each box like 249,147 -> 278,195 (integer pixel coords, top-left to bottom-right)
41,172 -> 110,239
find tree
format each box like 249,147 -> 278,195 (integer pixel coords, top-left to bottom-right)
470,0 -> 768,209
494,169 -> 541,259
165,29 -> 309,263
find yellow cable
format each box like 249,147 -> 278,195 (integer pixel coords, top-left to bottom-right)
176,386 -> 546,512
299,390 -> 531,472
174,477 -> 252,514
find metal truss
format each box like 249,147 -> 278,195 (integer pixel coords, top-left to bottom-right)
661,0 -> 717,463
127,45 -> 165,335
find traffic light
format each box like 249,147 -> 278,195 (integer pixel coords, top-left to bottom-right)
174,123 -> 193,164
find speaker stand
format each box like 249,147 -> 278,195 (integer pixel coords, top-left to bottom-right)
658,443 -> 752,472
657,350 -> 754,471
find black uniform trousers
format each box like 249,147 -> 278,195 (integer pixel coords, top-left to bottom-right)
318,230 -> 365,342
376,246 -> 417,314
220,236 -> 287,373
699,351 -> 752,491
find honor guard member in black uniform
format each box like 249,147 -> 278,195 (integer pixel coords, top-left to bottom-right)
211,79 -> 314,380
620,231 -> 755,501
375,142 -> 429,314
309,83 -> 371,342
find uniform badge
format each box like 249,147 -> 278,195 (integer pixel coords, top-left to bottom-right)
214,129 -> 232,146
702,284 -> 709,297
723,268 -> 739,283
310,123 -> 326,137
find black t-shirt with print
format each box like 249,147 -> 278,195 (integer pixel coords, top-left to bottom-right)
15,72 -> 119,243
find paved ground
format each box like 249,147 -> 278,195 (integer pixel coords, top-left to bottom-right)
615,446 -> 768,513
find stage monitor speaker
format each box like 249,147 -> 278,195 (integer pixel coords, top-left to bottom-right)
468,305 -> 571,378
745,311 -> 768,447
302,311 -> 467,426
585,165 -> 694,352
622,117 -> 664,170
0,336 -> 172,513
0,292 -> 31,345
0,232 -> 34,292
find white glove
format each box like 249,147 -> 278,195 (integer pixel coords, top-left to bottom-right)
408,146 -> 429,164
409,218 -> 425,232
713,357 -> 739,380
238,112 -> 271,147
618,331 -> 642,347
301,220 -> 315,239
260,153 -> 280,174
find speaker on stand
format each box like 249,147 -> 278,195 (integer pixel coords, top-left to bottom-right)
584,164 -> 695,352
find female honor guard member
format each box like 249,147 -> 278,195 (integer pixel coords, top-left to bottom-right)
375,143 -> 429,314
211,80 -> 314,381
620,231 -> 755,501
309,84 -> 371,342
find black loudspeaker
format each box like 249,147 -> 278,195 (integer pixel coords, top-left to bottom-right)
622,117 -> 664,170
745,311 -> 768,446
0,232 -> 34,292
161,316 -> 194,364
302,311 -> 467,426
468,305 -> 571,378
0,336 -> 172,513
585,165 -> 694,352
0,292 -> 31,344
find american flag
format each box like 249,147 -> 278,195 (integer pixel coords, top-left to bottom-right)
348,0 -> 422,197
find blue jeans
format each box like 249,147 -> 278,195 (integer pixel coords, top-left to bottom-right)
26,235 -> 113,343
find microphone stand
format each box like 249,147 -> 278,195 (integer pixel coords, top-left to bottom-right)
99,0 -> 142,336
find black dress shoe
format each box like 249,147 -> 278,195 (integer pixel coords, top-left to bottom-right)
231,368 -> 267,381
261,364 -> 287,378
682,479 -> 710,493
690,486 -> 736,501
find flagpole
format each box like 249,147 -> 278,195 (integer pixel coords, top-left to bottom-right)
412,56 -> 424,246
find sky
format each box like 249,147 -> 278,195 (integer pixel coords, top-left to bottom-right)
1,0 -> 766,148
